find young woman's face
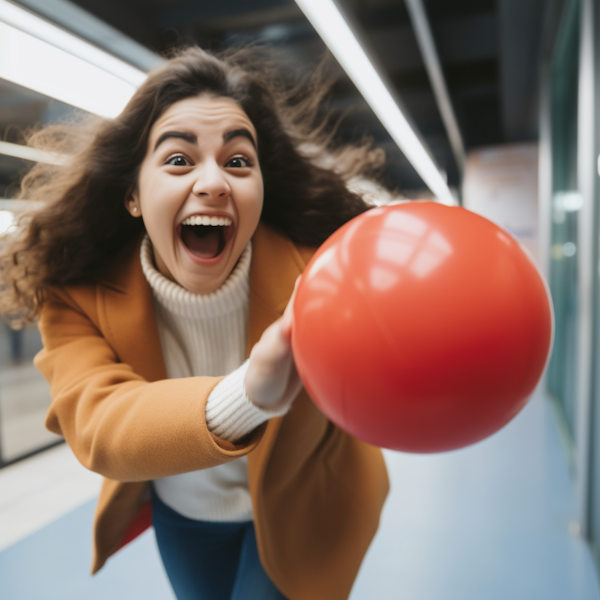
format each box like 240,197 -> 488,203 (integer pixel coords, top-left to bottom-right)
129,95 -> 263,294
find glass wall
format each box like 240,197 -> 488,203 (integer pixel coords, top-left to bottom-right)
0,77 -> 71,467
592,329 -> 600,576
547,0 -> 581,462
589,0 -> 600,570
0,322 -> 59,465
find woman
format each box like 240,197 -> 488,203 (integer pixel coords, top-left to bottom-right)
0,47 -> 389,600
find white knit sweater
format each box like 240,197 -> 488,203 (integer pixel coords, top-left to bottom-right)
140,236 -> 287,522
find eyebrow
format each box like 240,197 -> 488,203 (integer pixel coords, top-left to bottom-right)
153,128 -> 257,152
223,128 -> 257,149
154,131 -> 197,151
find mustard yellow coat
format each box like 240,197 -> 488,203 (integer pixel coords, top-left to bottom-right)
35,223 -> 389,600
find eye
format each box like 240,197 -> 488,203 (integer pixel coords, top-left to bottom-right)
226,156 -> 252,168
165,154 -> 189,167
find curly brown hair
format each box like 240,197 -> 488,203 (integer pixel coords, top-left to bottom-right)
0,46 -> 384,325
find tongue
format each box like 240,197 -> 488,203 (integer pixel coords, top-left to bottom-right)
181,227 -> 221,259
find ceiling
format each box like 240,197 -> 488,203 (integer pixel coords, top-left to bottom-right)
0,0 -> 567,198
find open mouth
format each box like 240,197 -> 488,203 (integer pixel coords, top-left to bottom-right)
178,215 -> 233,260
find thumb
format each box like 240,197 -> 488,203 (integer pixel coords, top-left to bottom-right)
280,275 -> 302,342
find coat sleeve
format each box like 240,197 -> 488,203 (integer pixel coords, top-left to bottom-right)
35,288 -> 265,482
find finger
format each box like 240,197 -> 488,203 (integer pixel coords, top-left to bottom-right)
280,275 -> 302,341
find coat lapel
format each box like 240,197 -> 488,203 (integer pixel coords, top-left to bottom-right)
96,236 -> 168,383
245,224 -> 308,480
246,223 -> 308,353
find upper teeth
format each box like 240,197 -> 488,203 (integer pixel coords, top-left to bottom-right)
182,215 -> 232,226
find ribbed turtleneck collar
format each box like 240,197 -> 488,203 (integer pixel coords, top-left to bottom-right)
140,235 -> 251,319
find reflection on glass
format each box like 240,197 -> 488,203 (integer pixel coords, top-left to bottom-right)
0,322 -> 58,465
546,0 -> 580,456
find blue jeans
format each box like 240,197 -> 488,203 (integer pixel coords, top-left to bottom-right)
152,492 -> 287,600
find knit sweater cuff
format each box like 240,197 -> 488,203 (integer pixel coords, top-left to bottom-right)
206,361 -> 289,443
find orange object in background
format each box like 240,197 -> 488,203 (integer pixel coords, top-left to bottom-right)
292,202 -> 553,453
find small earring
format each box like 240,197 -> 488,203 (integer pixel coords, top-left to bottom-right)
133,207 -> 138,213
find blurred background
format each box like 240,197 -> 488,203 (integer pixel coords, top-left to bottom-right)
1,0 -> 600,599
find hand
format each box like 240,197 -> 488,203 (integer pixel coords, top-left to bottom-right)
244,277 -> 302,412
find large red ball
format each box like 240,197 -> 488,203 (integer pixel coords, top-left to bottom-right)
292,202 -> 553,453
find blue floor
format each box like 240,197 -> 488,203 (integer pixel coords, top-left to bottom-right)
1,390 -> 600,600
351,390 -> 600,600
0,502 -> 175,600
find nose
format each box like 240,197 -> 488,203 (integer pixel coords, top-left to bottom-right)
191,161 -> 230,201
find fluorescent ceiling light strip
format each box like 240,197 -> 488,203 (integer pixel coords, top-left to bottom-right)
405,0 -> 466,174
0,21 -> 136,117
0,141 -> 64,165
15,0 -> 163,72
295,0 -> 455,205
0,198 -> 43,211
0,0 -> 146,85
0,209 -> 14,235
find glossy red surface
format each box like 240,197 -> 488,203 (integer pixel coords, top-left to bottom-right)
292,202 -> 553,453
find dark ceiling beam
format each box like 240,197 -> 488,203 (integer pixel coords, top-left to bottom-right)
196,5 -> 303,33
419,0 -> 495,21
432,14 -> 496,65
220,21 -> 316,50
444,60 -> 498,89
498,0 -> 546,141
333,59 -> 499,99
153,0 -> 295,30
51,0 -> 159,52
349,1 -> 411,29
367,25 -> 422,72
365,14 -> 496,75
207,15 -> 495,75
405,0 -> 466,174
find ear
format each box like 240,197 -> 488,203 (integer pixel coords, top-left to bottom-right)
125,189 -> 141,217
